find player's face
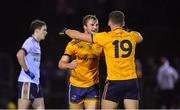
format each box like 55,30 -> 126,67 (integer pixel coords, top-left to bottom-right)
38,25 -> 47,40
84,19 -> 99,34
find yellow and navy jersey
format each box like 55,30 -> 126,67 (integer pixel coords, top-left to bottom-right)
93,28 -> 141,80
64,39 -> 103,87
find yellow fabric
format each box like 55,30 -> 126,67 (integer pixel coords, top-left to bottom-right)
69,100 -> 84,105
65,39 -> 103,87
69,99 -> 97,105
84,99 -> 98,103
93,29 -> 141,80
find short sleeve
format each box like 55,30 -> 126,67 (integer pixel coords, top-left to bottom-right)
21,38 -> 33,54
131,31 -> 141,43
64,40 -> 75,56
93,32 -> 109,46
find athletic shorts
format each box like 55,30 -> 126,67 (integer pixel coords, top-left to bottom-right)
69,84 -> 99,104
102,79 -> 139,103
18,82 -> 43,101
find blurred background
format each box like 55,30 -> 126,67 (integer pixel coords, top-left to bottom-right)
1,0 -> 180,109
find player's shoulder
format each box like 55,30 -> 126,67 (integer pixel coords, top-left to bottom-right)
129,31 -> 141,36
130,31 -> 143,42
69,39 -> 81,45
23,37 -> 34,45
94,31 -> 107,36
24,36 -> 32,41
122,27 -> 139,35
106,30 -> 119,38
67,39 -> 82,47
122,29 -> 141,38
26,36 -> 39,43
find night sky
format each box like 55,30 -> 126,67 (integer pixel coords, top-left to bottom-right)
1,0 -> 180,58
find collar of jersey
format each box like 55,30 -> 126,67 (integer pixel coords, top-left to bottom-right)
31,36 -> 39,42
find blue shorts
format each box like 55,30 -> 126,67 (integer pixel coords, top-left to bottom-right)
69,84 -> 99,104
102,79 -> 139,103
18,82 -> 43,101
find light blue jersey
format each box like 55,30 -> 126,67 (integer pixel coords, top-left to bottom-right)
18,36 -> 41,85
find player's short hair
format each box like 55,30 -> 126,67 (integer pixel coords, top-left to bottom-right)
109,10 -> 125,26
30,19 -> 46,34
82,15 -> 98,26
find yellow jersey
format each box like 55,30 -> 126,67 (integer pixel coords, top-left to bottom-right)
64,39 -> 103,87
93,28 -> 141,80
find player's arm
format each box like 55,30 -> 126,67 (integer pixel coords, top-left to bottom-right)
58,55 -> 77,70
16,49 -> 29,72
64,29 -> 93,43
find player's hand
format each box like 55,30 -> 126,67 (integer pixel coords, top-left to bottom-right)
59,27 -> 68,35
69,60 -> 77,69
24,70 -> 35,79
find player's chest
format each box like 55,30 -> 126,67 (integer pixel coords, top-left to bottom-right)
75,43 -> 101,56
30,45 -> 41,56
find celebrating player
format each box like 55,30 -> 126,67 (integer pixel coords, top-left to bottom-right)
60,10 -> 143,109
58,15 -> 103,109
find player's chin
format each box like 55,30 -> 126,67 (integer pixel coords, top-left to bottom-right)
42,36 -> 46,40
92,30 -> 98,33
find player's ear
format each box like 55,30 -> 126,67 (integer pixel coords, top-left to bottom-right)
122,21 -> 125,27
83,25 -> 87,30
34,28 -> 39,34
108,20 -> 111,26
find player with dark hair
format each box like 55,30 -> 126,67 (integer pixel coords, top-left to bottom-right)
60,10 -> 143,109
58,15 -> 103,109
16,19 -> 47,109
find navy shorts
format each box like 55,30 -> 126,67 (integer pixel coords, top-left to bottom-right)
18,82 -> 43,101
102,79 -> 139,103
69,84 -> 99,104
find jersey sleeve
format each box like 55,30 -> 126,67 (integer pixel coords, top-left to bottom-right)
131,31 -> 141,43
92,32 -> 109,46
21,38 -> 33,54
64,40 -> 75,57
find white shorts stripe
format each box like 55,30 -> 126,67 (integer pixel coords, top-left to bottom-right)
21,82 -> 30,99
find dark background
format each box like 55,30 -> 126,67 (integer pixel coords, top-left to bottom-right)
0,0 -> 180,109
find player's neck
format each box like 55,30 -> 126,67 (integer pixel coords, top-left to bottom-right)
111,27 -> 122,31
111,25 -> 122,31
84,31 -> 93,34
32,35 -> 40,42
